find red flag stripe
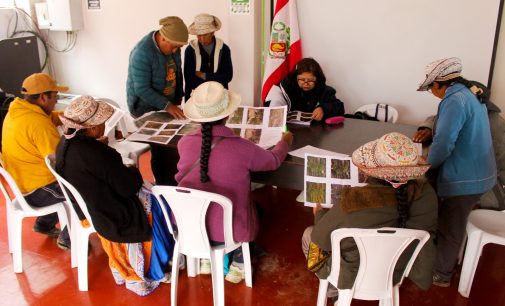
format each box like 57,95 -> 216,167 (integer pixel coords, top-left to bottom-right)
261,40 -> 302,103
274,0 -> 289,15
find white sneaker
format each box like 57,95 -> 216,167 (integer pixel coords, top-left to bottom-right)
200,259 -> 211,274
225,264 -> 245,284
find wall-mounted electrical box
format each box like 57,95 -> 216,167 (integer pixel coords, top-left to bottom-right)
35,0 -> 83,31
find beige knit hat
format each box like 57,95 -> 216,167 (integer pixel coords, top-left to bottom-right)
59,95 -> 114,130
159,16 -> 189,45
417,57 -> 463,91
188,13 -> 222,35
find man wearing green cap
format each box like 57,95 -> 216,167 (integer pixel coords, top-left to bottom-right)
126,16 -> 188,185
2,73 -> 71,250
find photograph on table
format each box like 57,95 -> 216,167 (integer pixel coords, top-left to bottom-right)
268,108 -> 286,127
177,123 -> 200,135
126,120 -> 183,144
145,122 -> 164,129
134,110 -> 179,127
304,153 -> 366,208
244,128 -> 262,144
158,130 -> 177,136
247,108 -> 265,125
147,136 -> 171,144
227,107 -> 245,124
287,111 -> 313,125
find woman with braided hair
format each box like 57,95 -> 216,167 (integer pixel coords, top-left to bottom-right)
301,132 -> 438,302
176,81 -> 293,283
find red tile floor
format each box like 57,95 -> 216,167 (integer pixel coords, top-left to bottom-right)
1,152 -> 505,305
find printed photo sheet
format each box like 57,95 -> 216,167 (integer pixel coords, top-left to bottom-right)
287,110 -> 312,126
226,106 -> 287,148
127,120 -> 184,145
304,153 -> 367,208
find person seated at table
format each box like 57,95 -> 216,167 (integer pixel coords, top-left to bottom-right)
264,57 -> 345,121
177,81 -> 293,283
301,132 -> 438,302
55,96 -> 173,296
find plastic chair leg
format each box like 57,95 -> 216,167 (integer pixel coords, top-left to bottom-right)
12,214 -> 23,273
242,243 -> 253,287
393,285 -> 400,306
187,256 -> 198,277
379,289 -> 394,306
77,230 -> 90,291
457,232 -> 468,265
6,205 -> 13,253
336,289 -> 353,306
171,247 -> 181,306
70,215 -> 79,268
210,249 -> 225,306
316,279 -> 329,306
458,230 -> 484,298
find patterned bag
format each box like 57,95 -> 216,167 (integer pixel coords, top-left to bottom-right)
307,241 -> 329,273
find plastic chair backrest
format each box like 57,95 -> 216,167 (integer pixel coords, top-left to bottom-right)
151,186 -> 235,258
354,103 -> 399,123
99,98 -> 129,140
328,227 -> 429,300
44,154 -> 95,228
0,166 -> 38,214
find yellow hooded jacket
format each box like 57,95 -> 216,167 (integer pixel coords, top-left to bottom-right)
2,97 -> 61,193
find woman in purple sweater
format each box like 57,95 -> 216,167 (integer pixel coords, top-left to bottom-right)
176,81 -> 293,283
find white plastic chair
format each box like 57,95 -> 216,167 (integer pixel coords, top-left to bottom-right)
45,154 -> 96,291
317,227 -> 429,306
151,186 -> 252,306
354,103 -> 399,123
100,98 -> 150,166
458,209 -> 505,298
0,165 -> 69,273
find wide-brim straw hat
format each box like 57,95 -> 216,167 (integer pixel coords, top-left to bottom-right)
352,132 -> 430,184
417,57 -> 462,91
188,13 -> 222,35
59,95 -> 114,129
183,81 -> 241,123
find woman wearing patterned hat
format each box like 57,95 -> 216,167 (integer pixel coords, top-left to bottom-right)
301,132 -> 438,302
177,81 -> 293,283
184,13 -> 233,102
417,57 -> 496,287
55,96 -> 174,296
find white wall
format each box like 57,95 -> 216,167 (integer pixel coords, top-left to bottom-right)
491,4 -> 505,113
297,0 -> 502,125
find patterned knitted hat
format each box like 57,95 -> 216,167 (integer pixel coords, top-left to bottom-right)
188,13 -> 222,35
159,16 -> 189,45
352,132 -> 430,185
59,95 -> 114,129
417,57 -> 462,91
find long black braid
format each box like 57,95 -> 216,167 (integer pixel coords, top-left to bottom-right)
394,183 -> 410,228
200,120 -> 223,183
437,77 -> 487,104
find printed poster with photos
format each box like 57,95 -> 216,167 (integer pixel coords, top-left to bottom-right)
287,110 -> 312,125
225,106 -> 287,148
126,121 -> 184,145
304,153 -> 367,208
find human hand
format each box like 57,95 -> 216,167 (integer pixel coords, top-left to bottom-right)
413,128 -> 432,143
195,71 -> 206,79
312,107 -> 324,121
282,131 -> 293,145
313,202 -> 322,215
165,103 -> 186,120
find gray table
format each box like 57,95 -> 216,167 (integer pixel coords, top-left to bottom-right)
251,118 -> 417,190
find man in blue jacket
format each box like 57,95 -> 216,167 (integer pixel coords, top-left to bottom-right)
417,57 -> 496,287
126,16 -> 188,185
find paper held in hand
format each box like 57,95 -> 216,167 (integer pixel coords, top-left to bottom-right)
304,153 -> 367,208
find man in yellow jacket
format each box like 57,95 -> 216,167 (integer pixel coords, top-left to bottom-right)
2,73 -> 71,250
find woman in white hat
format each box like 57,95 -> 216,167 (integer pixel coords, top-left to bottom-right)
55,96 -> 173,295
177,81 -> 293,283
417,57 -> 496,287
184,13 -> 233,102
301,132 -> 437,302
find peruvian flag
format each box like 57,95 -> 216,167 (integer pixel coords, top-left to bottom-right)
261,0 -> 302,104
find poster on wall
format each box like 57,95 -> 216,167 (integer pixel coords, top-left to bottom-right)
230,0 -> 251,15
87,0 -> 100,10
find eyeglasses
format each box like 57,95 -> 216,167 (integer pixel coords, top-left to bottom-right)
297,78 -> 316,85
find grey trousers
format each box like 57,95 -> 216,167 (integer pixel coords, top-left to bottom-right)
302,226 -> 339,298
434,193 -> 481,281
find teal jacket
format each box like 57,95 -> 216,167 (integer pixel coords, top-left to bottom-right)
429,83 -> 496,197
126,31 -> 184,118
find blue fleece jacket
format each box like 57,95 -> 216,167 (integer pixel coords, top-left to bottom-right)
429,83 -> 496,197
126,31 -> 183,118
